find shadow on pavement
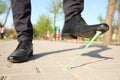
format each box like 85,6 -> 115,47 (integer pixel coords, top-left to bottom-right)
81,45 -> 113,59
71,59 -> 111,69
71,45 -> 114,69
29,45 -> 113,62
29,47 -> 80,60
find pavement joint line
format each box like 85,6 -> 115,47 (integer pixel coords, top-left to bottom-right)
7,62 -> 13,68
35,67 -> 40,73
0,75 -> 7,80
70,72 -> 83,80
2,73 -> 40,76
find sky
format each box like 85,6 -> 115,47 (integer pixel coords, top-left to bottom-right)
0,0 -> 109,29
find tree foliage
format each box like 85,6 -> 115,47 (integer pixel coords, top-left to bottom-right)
0,0 -> 10,27
0,0 -> 7,15
50,0 -> 63,15
49,0 -> 63,38
97,15 -> 104,23
33,15 -> 53,39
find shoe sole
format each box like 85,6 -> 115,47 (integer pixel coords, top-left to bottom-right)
62,23 -> 109,39
62,33 -> 77,40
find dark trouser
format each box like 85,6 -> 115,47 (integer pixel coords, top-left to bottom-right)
11,0 -> 84,41
11,0 -> 33,42
63,0 -> 84,22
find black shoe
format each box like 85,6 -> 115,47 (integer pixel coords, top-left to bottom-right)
7,41 -> 33,63
62,14 -> 109,39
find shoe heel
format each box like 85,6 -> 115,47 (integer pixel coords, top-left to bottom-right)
62,33 -> 71,39
62,33 -> 77,39
29,50 -> 33,57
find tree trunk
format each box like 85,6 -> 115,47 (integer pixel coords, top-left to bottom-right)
103,0 -> 116,45
53,14 -> 57,40
3,6 -> 11,27
117,12 -> 120,43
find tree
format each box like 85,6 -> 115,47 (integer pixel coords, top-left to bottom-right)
103,0 -> 117,45
0,0 -> 11,27
33,15 -> 53,39
97,15 -> 104,23
3,7 -> 11,27
116,0 -> 120,43
49,0 -> 63,39
0,0 -> 7,15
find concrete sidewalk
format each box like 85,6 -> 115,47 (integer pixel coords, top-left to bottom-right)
0,40 -> 120,80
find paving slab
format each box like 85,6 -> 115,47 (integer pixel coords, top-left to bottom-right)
8,73 -> 78,80
0,40 -> 120,80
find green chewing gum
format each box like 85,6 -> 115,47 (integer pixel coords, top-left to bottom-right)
64,31 -> 102,71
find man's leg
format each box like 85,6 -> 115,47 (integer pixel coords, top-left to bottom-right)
63,0 -> 84,22
11,0 -> 33,42
7,0 -> 33,63
62,0 -> 109,39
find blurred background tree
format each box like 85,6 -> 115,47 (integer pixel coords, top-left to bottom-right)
0,0 -> 7,15
0,0 -> 7,27
103,0 -> 117,45
116,0 -> 120,43
49,0 -> 63,39
0,0 -> 14,39
0,0 -> 11,27
33,15 -> 53,39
